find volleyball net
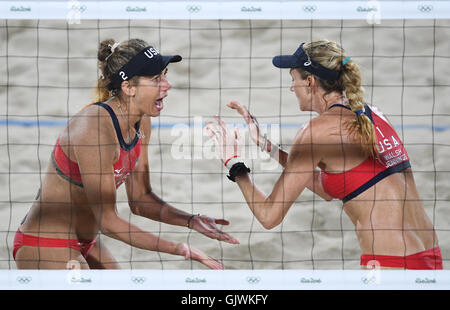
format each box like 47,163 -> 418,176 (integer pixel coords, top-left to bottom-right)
0,0 -> 449,289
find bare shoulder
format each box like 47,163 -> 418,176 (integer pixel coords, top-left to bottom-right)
293,114 -> 343,145
63,104 -> 117,144
289,114 -> 354,165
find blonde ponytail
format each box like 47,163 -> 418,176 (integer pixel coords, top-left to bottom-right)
341,61 -> 378,157
299,39 -> 378,157
94,77 -> 110,103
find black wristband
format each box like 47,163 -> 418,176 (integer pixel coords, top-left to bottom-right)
187,214 -> 199,228
227,162 -> 251,182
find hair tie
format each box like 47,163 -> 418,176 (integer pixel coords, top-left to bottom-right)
342,57 -> 351,66
355,109 -> 364,116
105,42 -> 121,61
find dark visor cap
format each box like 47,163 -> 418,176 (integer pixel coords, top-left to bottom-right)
108,46 -> 182,90
272,43 -> 339,81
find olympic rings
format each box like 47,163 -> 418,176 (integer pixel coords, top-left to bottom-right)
69,4 -> 87,13
417,4 -> 433,13
246,276 -> 261,284
361,275 -> 378,285
131,276 -> 146,284
302,5 -> 317,13
16,276 -> 32,284
186,5 -> 201,14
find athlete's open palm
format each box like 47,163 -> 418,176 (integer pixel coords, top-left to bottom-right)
190,215 -> 239,245
227,101 -> 263,147
205,115 -> 243,165
175,243 -> 224,270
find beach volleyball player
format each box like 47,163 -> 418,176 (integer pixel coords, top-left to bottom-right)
207,40 -> 442,269
13,39 -> 238,269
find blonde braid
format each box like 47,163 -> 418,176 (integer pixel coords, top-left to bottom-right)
341,61 -> 378,157
299,39 -> 378,157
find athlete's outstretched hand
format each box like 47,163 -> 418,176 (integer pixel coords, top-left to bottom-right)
227,101 -> 263,147
205,115 -> 243,165
190,214 -> 239,245
175,242 -> 225,270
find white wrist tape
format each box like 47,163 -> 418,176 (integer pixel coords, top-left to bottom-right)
224,156 -> 243,170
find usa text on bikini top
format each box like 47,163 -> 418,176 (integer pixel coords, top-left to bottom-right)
320,104 -> 411,203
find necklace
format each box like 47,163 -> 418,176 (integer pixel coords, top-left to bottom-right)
116,100 -> 145,140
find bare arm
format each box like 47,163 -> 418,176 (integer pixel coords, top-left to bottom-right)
227,101 -> 288,168
73,110 -> 223,269
266,139 -> 289,167
268,143 -> 332,201
207,117 -> 323,229
305,169 -> 334,201
227,101 -> 331,201
73,125 -> 176,253
125,117 -> 239,244
124,118 -> 191,224
235,124 -> 321,229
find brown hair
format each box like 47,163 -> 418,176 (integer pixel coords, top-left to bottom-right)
297,39 -> 377,157
95,38 -> 148,102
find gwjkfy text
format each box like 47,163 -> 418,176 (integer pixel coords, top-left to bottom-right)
181,294 -> 269,307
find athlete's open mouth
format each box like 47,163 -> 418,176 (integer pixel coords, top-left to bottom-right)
155,96 -> 165,111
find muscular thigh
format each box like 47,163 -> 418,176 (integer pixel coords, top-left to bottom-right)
85,239 -> 120,269
15,246 -> 89,270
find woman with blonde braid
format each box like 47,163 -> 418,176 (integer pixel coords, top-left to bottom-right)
206,39 -> 442,269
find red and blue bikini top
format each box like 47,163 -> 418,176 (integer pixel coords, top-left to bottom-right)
320,104 -> 411,203
52,102 -> 141,189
